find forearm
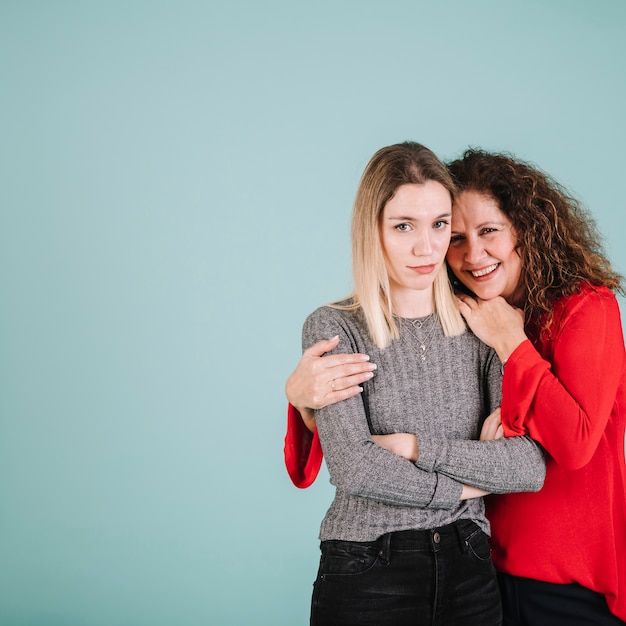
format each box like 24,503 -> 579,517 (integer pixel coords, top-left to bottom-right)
317,408 -> 462,509
501,290 -> 623,470
416,435 -> 545,493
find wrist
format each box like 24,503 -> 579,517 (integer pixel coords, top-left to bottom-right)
300,407 -> 316,433
495,334 -> 527,364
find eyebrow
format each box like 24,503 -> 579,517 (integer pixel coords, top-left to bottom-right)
451,221 -> 507,232
387,212 -> 452,221
475,221 -> 506,228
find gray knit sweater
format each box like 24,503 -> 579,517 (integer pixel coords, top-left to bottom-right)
303,304 -> 545,542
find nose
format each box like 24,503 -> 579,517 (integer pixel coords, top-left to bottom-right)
464,236 -> 485,264
412,230 -> 433,256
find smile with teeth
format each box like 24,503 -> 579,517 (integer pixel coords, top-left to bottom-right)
470,263 -> 499,278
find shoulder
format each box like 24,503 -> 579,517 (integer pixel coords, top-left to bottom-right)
547,283 -> 621,337
302,301 -> 366,347
304,300 -> 359,326
554,283 -> 619,317
304,305 -> 341,328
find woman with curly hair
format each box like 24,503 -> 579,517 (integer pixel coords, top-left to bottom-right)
285,149 -> 626,625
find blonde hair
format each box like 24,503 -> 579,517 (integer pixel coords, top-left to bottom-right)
336,142 -> 465,348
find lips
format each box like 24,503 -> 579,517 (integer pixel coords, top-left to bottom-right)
408,264 -> 436,275
470,263 -> 499,278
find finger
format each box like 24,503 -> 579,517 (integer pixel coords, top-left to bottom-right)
483,426 -> 497,440
307,353 -> 373,377
455,293 -> 478,306
303,339 -> 371,365
302,336 -> 341,358
319,352 -> 372,366
456,297 -> 471,318
323,360 -> 376,382
322,385 -> 363,406
329,372 -> 374,391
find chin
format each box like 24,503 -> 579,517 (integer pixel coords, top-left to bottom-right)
468,284 -> 503,300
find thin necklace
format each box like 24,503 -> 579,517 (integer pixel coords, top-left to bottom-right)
397,314 -> 440,362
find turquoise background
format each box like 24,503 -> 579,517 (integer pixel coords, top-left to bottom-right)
1,1 -> 625,624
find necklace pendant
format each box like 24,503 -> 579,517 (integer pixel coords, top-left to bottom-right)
420,345 -> 426,352
420,354 -> 426,361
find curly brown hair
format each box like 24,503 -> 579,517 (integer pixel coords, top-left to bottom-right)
447,149 -> 623,327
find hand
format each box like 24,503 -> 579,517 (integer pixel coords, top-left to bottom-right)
371,433 -> 418,462
480,408 -> 504,441
285,336 -> 376,410
456,295 -> 527,363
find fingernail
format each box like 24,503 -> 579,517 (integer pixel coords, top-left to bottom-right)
361,355 -> 370,361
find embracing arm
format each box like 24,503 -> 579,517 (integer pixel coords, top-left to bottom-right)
500,287 -> 625,470
283,336 -> 376,487
286,335 -> 376,416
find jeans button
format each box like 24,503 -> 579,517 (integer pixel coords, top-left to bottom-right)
433,532 -> 441,544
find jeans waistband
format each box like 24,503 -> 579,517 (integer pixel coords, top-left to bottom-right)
377,518 -> 480,552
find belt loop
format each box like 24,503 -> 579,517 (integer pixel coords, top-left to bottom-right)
378,532 -> 391,565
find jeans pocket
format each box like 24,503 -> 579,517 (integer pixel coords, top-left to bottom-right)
319,540 -> 380,577
464,527 -> 492,562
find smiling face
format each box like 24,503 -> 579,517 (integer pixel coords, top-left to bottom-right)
380,182 -> 452,316
446,190 -> 523,304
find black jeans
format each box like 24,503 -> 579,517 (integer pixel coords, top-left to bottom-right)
499,573 -> 626,626
311,519 -> 502,626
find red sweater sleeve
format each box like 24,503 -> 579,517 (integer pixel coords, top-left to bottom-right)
501,286 -> 624,470
283,403 -> 323,488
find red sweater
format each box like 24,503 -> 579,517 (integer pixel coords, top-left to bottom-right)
491,284 -> 626,620
284,284 -> 626,620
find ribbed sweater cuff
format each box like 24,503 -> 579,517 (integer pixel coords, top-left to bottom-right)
415,436 -> 444,473
429,473 -> 462,508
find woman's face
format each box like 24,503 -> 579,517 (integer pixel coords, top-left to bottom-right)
380,182 -> 452,311
446,191 -> 523,304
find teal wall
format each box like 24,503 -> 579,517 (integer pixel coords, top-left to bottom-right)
1,1 -> 625,624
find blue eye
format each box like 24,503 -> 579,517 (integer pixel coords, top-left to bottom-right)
433,220 -> 449,230
395,223 -> 411,232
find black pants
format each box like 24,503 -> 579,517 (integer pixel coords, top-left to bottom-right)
499,573 -> 625,626
311,519 -> 502,626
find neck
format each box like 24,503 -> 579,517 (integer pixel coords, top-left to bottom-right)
390,287 -> 434,319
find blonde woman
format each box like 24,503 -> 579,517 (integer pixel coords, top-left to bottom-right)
297,142 -> 545,626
